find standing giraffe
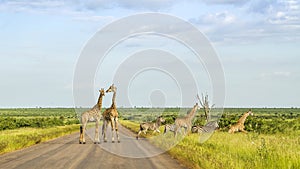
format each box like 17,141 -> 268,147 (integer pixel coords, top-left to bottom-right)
79,88 -> 105,144
164,103 -> 200,136
102,84 -> 120,143
228,109 -> 253,134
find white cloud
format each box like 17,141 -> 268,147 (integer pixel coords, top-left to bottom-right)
0,0 -> 183,12
200,11 -> 236,25
115,0 -> 178,10
6,0 -> 64,8
190,11 -> 242,43
68,0 -> 181,11
274,71 -> 291,77
244,0 -> 300,25
201,0 -> 247,5
189,0 -> 300,44
246,0 -> 274,14
260,71 -> 292,78
0,0 -> 65,13
73,15 -> 114,22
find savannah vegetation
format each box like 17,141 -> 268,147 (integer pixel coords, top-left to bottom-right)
119,107 -> 300,169
0,107 -> 299,168
0,108 -> 80,154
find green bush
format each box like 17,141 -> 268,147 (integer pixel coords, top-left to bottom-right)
0,117 -> 70,130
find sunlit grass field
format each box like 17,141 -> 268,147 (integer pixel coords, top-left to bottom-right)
0,108 -> 80,154
120,119 -> 300,169
0,124 -> 79,154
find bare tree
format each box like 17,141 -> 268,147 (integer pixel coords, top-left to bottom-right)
197,93 -> 215,122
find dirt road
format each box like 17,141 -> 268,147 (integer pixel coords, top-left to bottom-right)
0,125 -> 187,169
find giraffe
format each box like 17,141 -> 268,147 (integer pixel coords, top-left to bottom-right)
102,84 -> 120,143
79,88 -> 105,144
228,109 -> 253,134
172,103 -> 200,137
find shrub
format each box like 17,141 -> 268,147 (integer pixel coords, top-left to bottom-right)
0,117 -> 66,131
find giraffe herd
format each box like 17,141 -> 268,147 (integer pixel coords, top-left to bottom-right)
79,84 -> 254,144
79,84 -> 120,144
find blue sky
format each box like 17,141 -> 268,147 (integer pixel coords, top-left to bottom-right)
0,0 -> 299,108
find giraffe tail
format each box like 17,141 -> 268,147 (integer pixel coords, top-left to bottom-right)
80,125 -> 83,134
102,123 -> 105,135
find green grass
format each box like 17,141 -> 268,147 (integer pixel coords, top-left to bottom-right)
120,120 -> 300,169
164,132 -> 299,169
1,108 -> 299,168
0,124 -> 80,155
120,120 -> 140,132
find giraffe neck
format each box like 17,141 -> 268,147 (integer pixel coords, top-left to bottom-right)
187,105 -> 197,121
238,112 -> 250,124
110,91 -> 116,108
97,94 -> 104,110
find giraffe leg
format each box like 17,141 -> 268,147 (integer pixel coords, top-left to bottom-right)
115,117 -> 120,143
79,125 -> 83,144
102,120 -> 108,142
240,128 -> 248,134
111,117 -> 115,143
94,119 -> 100,144
101,120 -> 104,140
187,124 -> 191,136
184,127 -> 187,135
229,125 -> 236,134
82,123 -> 87,144
174,126 -> 178,138
240,125 -> 248,133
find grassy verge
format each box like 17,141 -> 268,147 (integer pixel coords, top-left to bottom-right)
0,124 -> 80,155
161,132 -> 300,169
119,120 -> 300,169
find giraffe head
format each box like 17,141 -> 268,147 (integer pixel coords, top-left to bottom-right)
248,109 -> 253,116
99,88 -> 105,96
106,84 -> 117,93
194,103 -> 200,110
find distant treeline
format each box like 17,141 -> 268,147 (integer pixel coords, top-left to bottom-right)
0,117 -> 79,130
